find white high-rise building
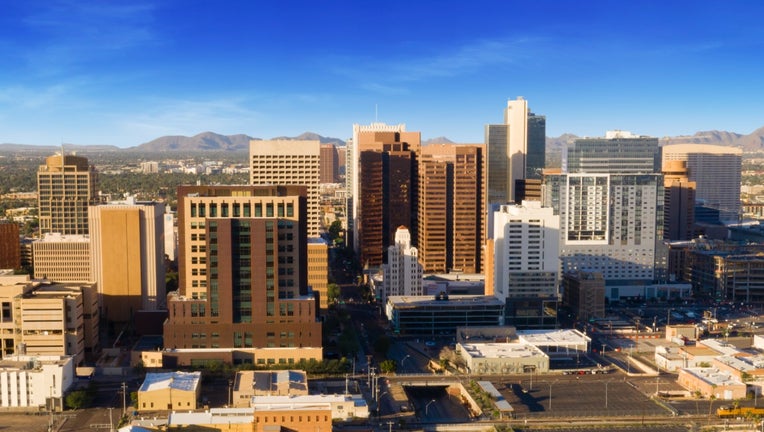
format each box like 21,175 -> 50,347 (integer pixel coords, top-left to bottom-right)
492,201 -> 559,300
383,227 -> 422,302
250,140 -> 322,237
346,122 -> 408,253
662,144 -> 742,222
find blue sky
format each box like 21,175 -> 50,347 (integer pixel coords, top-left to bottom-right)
1,1 -> 763,147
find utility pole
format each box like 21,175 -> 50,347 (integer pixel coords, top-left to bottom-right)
121,382 -> 127,417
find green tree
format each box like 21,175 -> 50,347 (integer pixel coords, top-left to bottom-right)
65,390 -> 92,410
379,359 -> 397,373
327,283 -> 340,305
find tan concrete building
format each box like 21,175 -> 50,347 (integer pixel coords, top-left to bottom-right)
250,139 -> 322,237
320,143 -> 339,184
136,347 -> 323,369
0,275 -> 98,365
37,153 -> 98,235
137,371 -> 201,412
89,198 -> 166,323
167,408 -> 255,431
232,370 -> 308,407
32,233 -> 91,283
677,367 -> 746,400
307,239 -> 329,310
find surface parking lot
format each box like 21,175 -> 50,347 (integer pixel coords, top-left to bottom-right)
496,374 -> 673,419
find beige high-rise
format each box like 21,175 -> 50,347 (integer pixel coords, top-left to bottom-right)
37,153 -> 99,235
250,140 -> 322,237
89,198 -> 166,323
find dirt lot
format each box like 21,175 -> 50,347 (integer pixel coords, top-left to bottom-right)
0,413 -> 53,432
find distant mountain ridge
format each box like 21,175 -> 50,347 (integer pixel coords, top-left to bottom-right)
3,126 -> 764,153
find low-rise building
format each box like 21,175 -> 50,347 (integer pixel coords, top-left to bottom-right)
252,394 -> 368,420
137,371 -> 201,412
385,295 -> 504,336
133,347 -> 323,369
458,342 -> 548,374
677,367 -> 746,400
253,402 -> 333,432
232,370 -> 308,408
0,355 -> 73,411
167,408 -> 253,432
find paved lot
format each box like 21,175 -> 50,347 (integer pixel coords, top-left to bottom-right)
496,374 -> 673,419
0,413 -> 51,432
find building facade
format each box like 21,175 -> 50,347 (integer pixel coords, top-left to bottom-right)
0,276 -> 99,365
0,355 -> 74,411
32,234 -> 91,282
89,198 -> 166,323
250,139 -> 322,238
485,97 -> 545,205
37,153 -> 98,235
0,222 -> 20,270
319,143 -> 339,184
662,144 -> 742,222
382,227 -> 423,303
663,160 -> 696,241
418,143 -> 485,273
562,271 -> 605,321
164,185 -> 321,352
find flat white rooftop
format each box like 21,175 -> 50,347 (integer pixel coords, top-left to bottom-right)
460,342 -> 545,359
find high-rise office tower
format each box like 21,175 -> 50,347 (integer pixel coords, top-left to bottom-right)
37,152 -> 99,235
250,140 -> 322,238
486,97 -> 545,206
349,125 -> 421,267
89,197 -> 166,323
545,132 -> 666,284
662,160 -> 696,241
0,222 -> 20,270
346,122 -> 412,256
490,200 -> 560,329
319,144 -> 340,184
662,144 -> 742,222
164,185 -> 321,350
383,227 -> 423,303
417,144 -> 485,273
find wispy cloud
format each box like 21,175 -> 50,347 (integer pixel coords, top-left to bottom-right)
18,1 -> 159,75
115,96 -> 265,143
329,36 -> 543,94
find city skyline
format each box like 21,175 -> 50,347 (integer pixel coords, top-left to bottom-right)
1,1 -> 764,148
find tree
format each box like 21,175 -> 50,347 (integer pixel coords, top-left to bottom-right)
379,359 -> 397,373
327,283 -> 340,305
328,220 -> 343,241
65,390 -> 91,410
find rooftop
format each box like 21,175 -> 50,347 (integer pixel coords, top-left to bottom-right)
459,342 -> 546,359
139,371 -> 201,393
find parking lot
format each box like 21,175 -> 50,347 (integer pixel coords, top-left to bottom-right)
496,374 -> 673,419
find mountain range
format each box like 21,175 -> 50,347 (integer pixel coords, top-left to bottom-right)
2,126 -> 764,153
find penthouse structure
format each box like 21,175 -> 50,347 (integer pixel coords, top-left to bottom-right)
164,185 -> 321,352
37,152 -> 99,235
89,197 -> 166,323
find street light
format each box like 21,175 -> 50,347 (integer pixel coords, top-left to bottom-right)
605,380 -> 611,408
401,355 -> 411,373
548,381 -> 557,411
425,399 -> 436,416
